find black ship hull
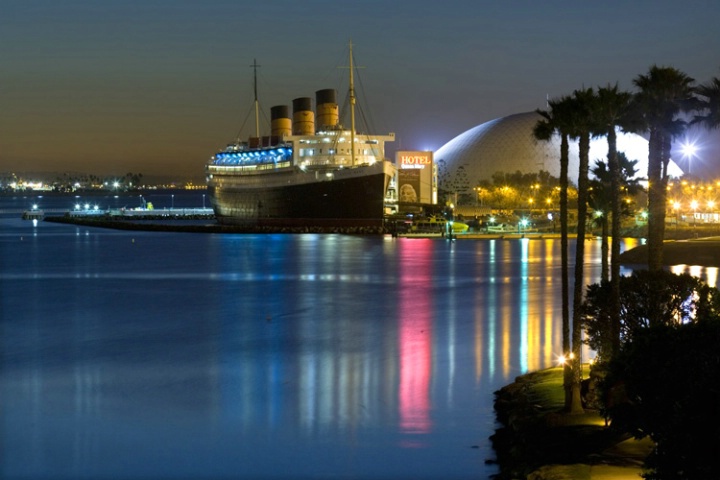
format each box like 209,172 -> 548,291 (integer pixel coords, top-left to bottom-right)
208,162 -> 394,227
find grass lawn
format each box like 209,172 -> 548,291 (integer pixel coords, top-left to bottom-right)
492,366 -> 652,480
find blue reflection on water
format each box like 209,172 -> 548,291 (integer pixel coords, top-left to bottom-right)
2,208 -> 717,480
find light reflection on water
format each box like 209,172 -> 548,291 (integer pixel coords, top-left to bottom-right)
670,264 -> 719,287
2,214 -> 714,480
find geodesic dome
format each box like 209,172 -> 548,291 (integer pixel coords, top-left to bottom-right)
434,111 -> 683,184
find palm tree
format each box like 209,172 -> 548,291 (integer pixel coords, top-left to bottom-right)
534,95 -> 575,411
633,66 -> 697,271
694,76 -> 720,130
588,154 -> 641,282
593,83 -> 634,355
567,88 -> 596,415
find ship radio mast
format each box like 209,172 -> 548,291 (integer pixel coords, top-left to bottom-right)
348,42 -> 356,167
251,59 -> 261,139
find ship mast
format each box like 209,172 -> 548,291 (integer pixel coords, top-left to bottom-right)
252,58 -> 260,138
348,42 -> 356,166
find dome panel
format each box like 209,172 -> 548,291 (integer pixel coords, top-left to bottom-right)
435,111 -> 683,185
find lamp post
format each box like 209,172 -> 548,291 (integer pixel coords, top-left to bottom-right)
680,139 -> 697,176
708,200 -> 715,222
691,199 -> 698,232
171,194 -> 175,210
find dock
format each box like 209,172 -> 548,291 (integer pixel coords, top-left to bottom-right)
73,207 -> 214,218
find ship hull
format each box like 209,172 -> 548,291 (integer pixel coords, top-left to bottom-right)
208,161 -> 395,227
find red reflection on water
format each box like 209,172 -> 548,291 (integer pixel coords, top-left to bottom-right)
398,240 -> 432,438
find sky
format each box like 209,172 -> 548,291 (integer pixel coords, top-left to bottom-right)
2,0 -> 720,182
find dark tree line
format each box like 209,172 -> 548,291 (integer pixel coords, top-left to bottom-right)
582,271 -> 720,479
530,64 -> 720,478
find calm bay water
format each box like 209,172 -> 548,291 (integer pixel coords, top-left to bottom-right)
1,192 -> 716,480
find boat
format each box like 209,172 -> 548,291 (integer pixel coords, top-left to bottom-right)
205,43 -> 397,228
410,216 -> 469,235
486,223 -> 516,233
451,220 -> 470,234
22,209 -> 44,220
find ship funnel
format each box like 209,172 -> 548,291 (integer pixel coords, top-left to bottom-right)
315,88 -> 339,131
270,105 -> 292,138
292,97 -> 314,135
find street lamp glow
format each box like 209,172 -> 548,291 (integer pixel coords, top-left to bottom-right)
680,140 -> 697,158
680,139 -> 699,175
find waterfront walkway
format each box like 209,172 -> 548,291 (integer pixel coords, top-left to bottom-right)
493,367 -> 654,480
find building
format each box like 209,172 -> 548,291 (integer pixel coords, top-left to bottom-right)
434,111 -> 684,186
387,151 -> 437,214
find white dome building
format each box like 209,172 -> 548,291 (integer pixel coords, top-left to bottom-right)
434,111 -> 683,184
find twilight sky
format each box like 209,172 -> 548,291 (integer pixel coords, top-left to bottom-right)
2,0 -> 720,181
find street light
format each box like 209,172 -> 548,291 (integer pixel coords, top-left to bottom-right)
691,199 -> 698,231
518,218 -> 529,233
673,201 -> 681,229
171,194 -> 174,210
680,139 -> 698,176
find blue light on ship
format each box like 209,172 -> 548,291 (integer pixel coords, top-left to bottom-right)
212,146 -> 293,166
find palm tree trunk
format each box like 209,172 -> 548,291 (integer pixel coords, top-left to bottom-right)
560,134 -> 571,408
647,129 -> 665,271
569,132 -> 589,414
608,129 -> 622,356
601,217 -> 609,283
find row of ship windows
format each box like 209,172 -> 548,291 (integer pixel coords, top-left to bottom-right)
211,161 -> 291,171
299,148 -> 375,156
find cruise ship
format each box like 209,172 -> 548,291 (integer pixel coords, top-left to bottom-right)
206,46 -> 396,228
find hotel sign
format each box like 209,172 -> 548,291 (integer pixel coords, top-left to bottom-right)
400,153 -> 432,169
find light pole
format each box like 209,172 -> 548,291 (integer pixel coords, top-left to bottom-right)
691,199 -> 698,232
708,200 -> 715,220
202,194 -> 206,209
171,194 -> 174,210
680,139 -> 697,176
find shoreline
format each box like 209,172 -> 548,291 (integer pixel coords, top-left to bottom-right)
42,215 -> 389,235
618,237 -> 720,267
42,215 -> 720,267
491,367 -> 654,480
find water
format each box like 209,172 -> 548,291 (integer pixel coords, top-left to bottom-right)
1,192 -> 716,480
